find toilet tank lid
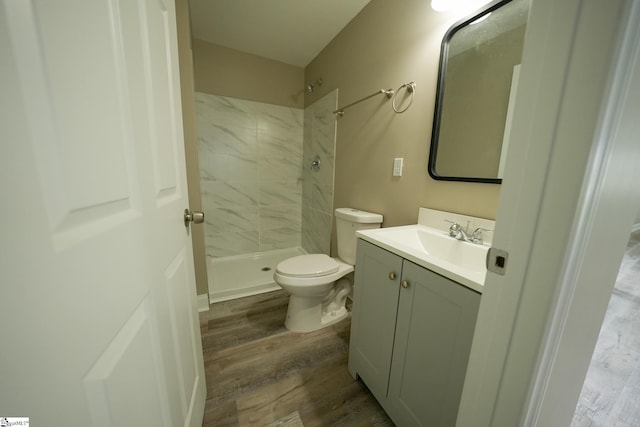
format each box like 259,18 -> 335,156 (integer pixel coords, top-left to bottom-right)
335,208 -> 383,224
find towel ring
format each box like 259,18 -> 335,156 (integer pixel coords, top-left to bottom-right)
392,82 -> 416,113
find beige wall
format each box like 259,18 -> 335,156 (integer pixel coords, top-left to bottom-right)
192,39 -> 305,108
305,0 -> 502,237
176,0 -> 208,296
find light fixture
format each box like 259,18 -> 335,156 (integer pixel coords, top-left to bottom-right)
431,0 -> 458,12
431,0 -> 492,13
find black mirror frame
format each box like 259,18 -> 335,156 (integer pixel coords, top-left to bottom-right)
428,0 -> 515,184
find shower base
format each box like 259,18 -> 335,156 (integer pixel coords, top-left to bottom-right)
208,247 -> 305,303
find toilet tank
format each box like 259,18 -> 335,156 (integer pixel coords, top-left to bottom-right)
335,208 -> 383,265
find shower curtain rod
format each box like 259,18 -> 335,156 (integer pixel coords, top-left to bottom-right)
333,88 -> 394,117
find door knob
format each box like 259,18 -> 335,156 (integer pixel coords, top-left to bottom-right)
184,209 -> 205,227
401,280 -> 409,289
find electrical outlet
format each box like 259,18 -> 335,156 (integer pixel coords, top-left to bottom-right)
393,158 -> 403,176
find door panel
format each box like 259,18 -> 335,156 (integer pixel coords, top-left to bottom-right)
164,247 -> 200,418
5,0 -> 140,250
140,0 -> 180,200
83,296 -> 170,427
0,0 -> 205,425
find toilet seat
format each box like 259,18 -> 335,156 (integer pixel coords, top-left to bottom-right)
276,254 -> 339,278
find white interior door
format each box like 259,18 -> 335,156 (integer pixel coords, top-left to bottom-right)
0,1 -> 205,426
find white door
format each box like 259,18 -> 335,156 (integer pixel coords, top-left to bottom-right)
0,1 -> 206,426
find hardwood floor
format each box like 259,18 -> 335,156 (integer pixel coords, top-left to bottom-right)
199,290 -> 394,426
572,230 -> 640,426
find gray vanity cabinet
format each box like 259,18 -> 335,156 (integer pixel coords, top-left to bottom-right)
349,239 -> 481,427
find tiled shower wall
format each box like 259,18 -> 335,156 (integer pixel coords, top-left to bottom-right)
302,90 -> 338,255
196,91 -> 338,259
196,93 -> 304,258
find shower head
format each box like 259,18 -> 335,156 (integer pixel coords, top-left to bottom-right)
305,78 -> 323,93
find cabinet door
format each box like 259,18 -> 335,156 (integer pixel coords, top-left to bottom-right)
388,260 -> 481,427
348,240 -> 403,400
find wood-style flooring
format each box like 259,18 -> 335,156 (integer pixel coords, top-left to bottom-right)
572,230 -> 640,426
199,290 -> 394,426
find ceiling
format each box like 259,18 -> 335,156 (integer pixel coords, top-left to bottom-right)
189,0 -> 372,68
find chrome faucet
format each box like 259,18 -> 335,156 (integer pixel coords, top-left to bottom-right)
444,220 -> 492,244
445,220 -> 471,241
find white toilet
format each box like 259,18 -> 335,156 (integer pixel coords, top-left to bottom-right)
274,208 -> 383,333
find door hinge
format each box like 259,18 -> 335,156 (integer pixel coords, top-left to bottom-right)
486,247 -> 509,275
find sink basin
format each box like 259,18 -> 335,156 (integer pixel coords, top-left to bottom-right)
375,225 -> 487,272
356,224 -> 489,292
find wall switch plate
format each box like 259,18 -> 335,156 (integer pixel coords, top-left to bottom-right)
393,158 -> 403,176
487,247 -> 509,275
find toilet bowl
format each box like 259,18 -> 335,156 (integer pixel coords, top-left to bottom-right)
274,254 -> 354,332
274,208 -> 383,333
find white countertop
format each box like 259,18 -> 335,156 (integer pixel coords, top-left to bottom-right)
356,224 -> 487,294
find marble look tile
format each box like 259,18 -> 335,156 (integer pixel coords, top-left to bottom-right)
302,206 -> 332,255
260,180 -> 303,207
312,127 -> 336,166
205,207 -> 259,233
310,91 -> 338,158
201,179 -> 259,208
199,144 -> 258,182
258,131 -> 303,182
310,182 -> 334,215
309,154 -> 334,190
303,108 -> 313,145
260,227 -> 302,251
260,159 -> 303,183
198,151 -> 229,182
198,123 -> 257,157
260,205 -> 302,231
196,92 -> 257,129
205,230 -> 259,258
197,92 -> 305,260
259,129 -> 303,158
300,90 -> 337,256
257,106 -> 303,136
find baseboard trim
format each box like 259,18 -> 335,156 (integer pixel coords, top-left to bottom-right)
197,293 -> 210,312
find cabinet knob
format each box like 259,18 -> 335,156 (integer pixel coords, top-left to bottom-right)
388,272 -> 396,280
401,280 -> 409,288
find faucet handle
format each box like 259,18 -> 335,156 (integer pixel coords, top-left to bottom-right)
471,227 -> 493,244
444,220 -> 463,238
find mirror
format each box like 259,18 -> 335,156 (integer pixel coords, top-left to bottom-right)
428,0 -> 529,183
